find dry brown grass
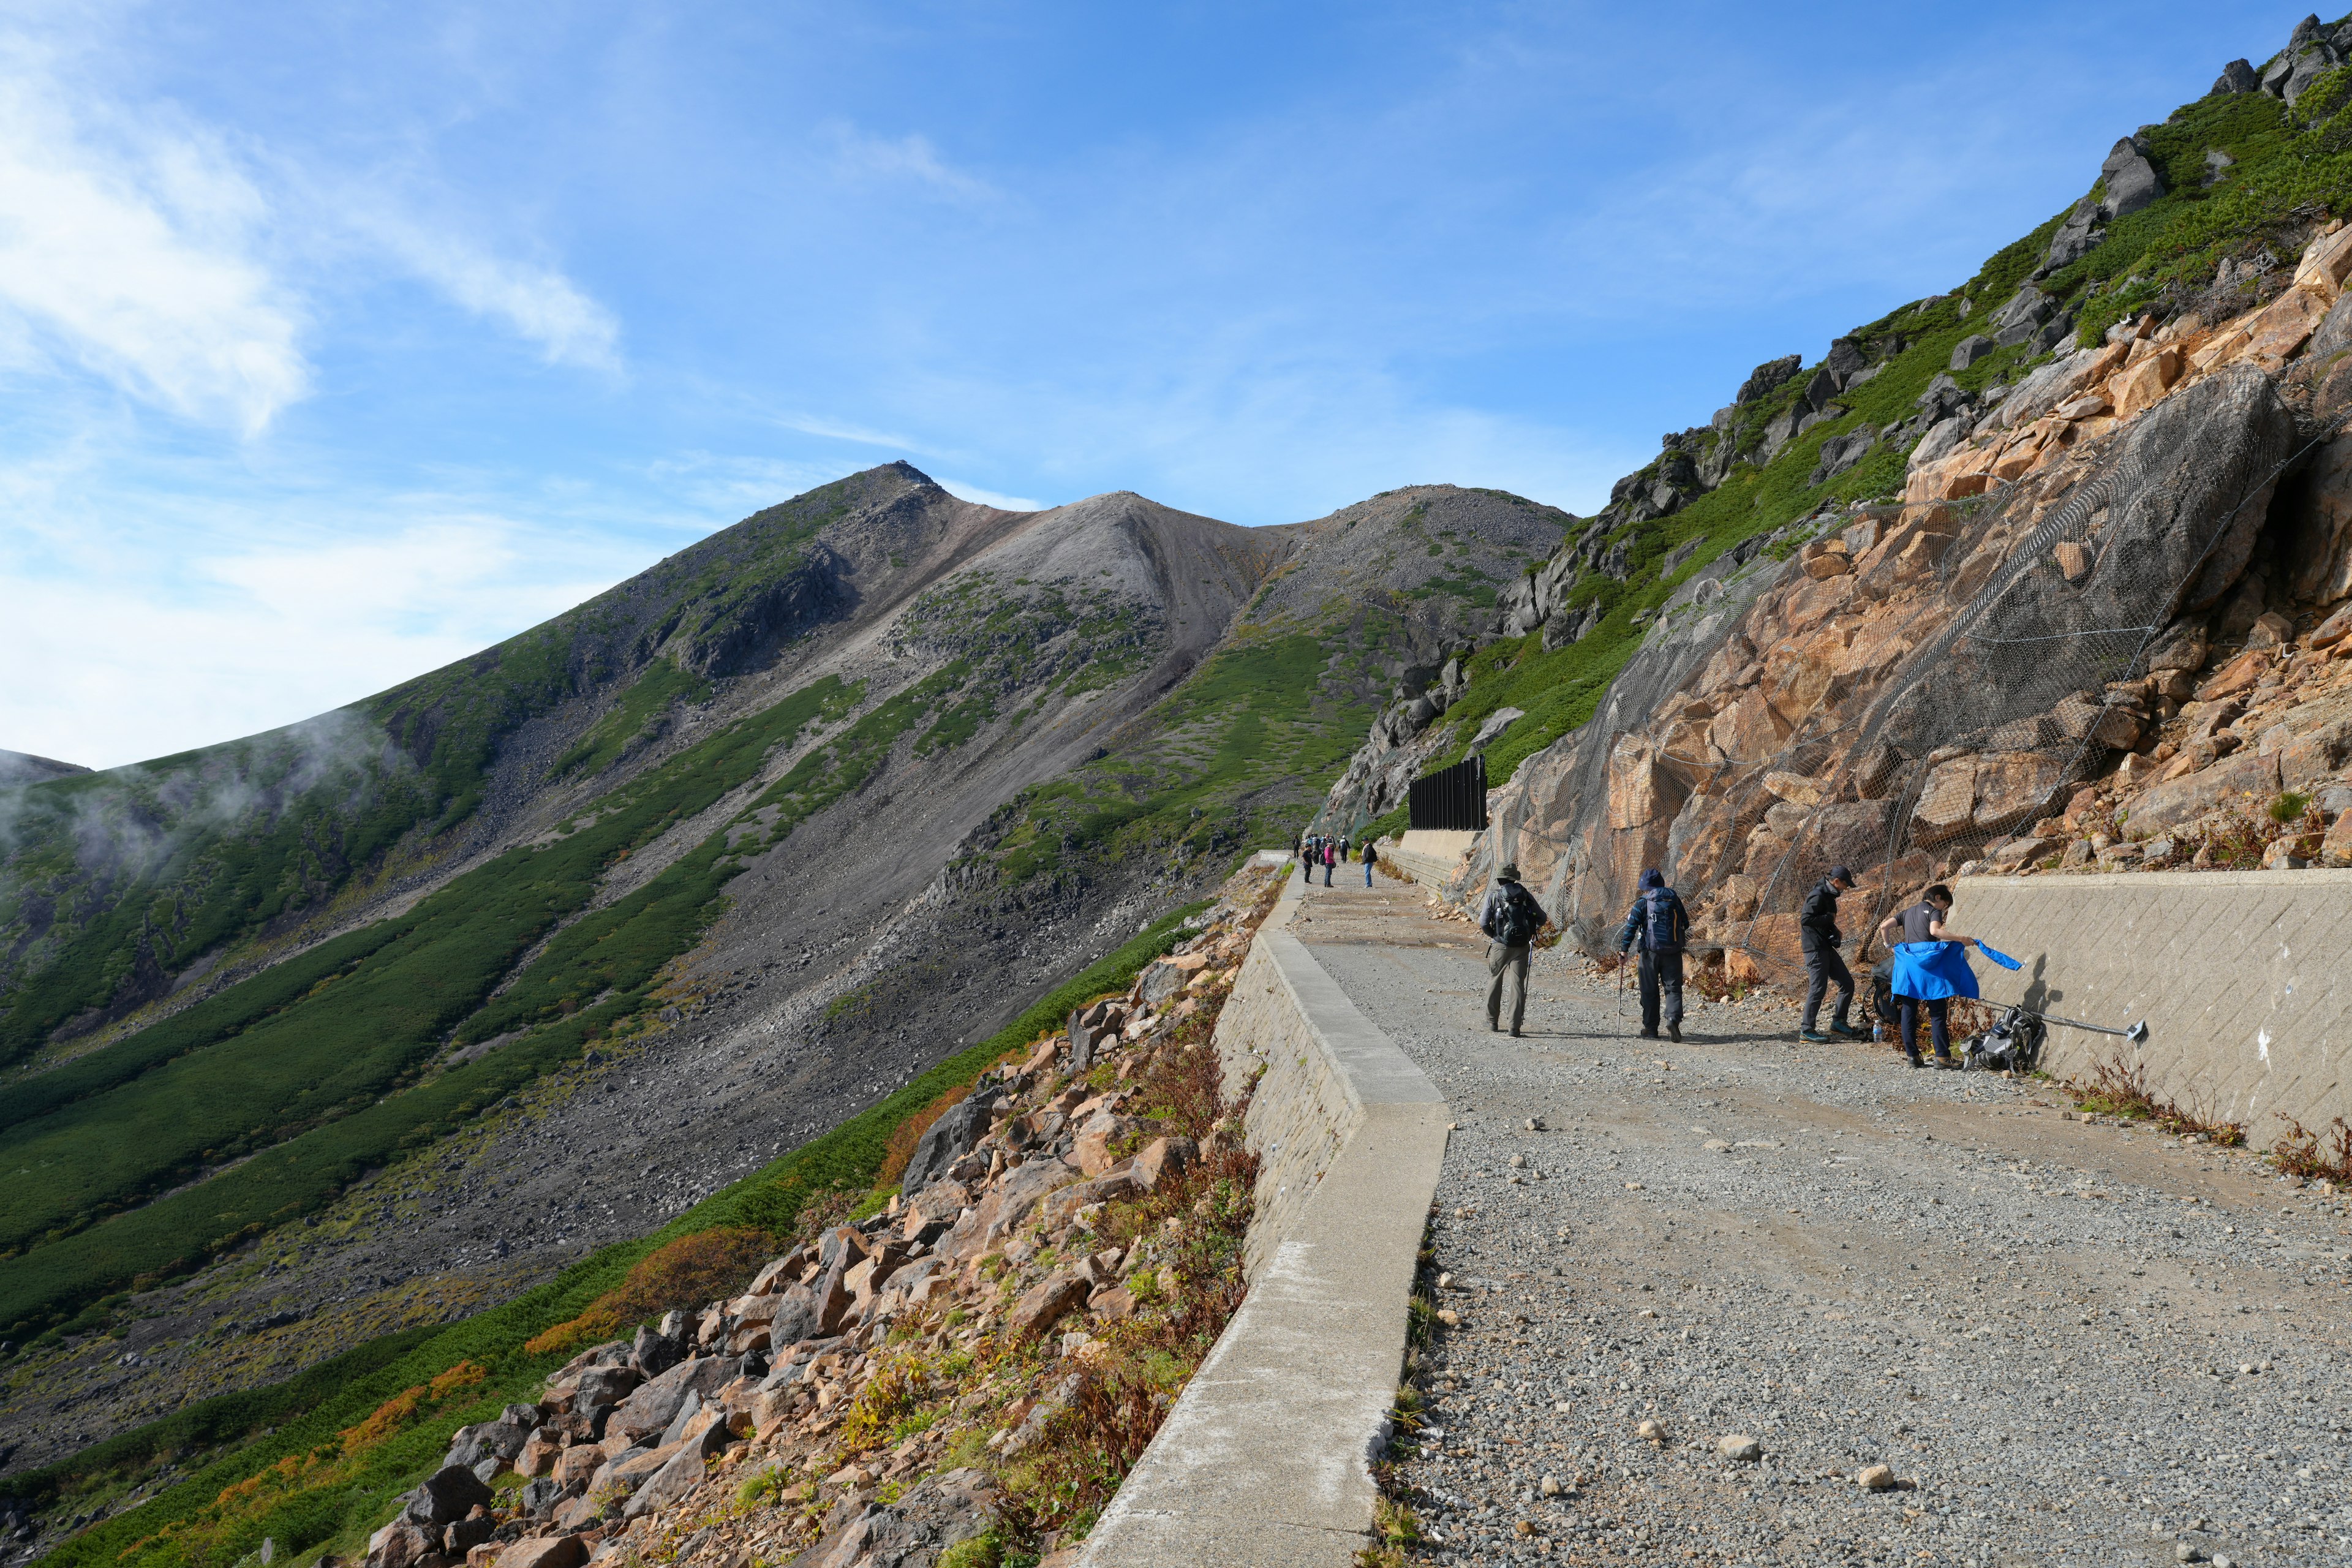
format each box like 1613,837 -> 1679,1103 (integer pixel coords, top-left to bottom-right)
876,1084 -> 973,1191
2271,1114 -> 2352,1181
524,1227 -> 775,1354
2068,1052 -> 2246,1145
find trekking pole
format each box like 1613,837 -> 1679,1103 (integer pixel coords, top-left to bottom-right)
2028,1010 -> 2149,1044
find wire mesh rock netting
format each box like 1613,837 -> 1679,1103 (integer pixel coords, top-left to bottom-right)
1517,366 -> 2328,978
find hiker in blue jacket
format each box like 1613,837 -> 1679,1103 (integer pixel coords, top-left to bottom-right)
1875,883 -> 1981,1068
1616,868 -> 1690,1042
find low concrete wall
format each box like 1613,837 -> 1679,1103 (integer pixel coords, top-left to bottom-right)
1379,829 -> 1477,894
1951,869 -> 2352,1137
1080,864 -> 1450,1567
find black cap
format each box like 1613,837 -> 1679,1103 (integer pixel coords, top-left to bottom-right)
1830,865 -> 1853,884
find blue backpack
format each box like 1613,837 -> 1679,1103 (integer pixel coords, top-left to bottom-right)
1640,888 -> 1687,952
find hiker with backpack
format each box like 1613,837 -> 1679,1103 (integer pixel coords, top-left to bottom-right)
1615,868 -> 1689,1042
1361,836 -> 1378,886
1874,883 -> 1981,1068
1798,865 -> 1864,1044
1477,861 -> 1548,1036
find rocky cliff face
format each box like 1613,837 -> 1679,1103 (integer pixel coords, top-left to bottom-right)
1464,216 -> 2352,972
1342,15 -> 2352,975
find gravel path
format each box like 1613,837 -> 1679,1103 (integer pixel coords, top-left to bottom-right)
1292,876 -> 2352,1567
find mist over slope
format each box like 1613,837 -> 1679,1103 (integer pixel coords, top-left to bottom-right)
0,462 -> 1556,1477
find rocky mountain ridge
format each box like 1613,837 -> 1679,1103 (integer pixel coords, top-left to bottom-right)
1325,13 -> 2352,938
0,462 -> 1556,1492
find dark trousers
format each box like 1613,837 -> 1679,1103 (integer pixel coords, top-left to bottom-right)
1802,944 -> 1853,1031
1638,949 -> 1684,1033
1899,997 -> 1951,1059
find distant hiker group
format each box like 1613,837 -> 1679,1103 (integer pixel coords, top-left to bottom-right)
1289,831 -> 2001,1070
1297,831 -> 1376,886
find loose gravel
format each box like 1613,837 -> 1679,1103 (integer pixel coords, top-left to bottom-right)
1295,878 -> 2352,1567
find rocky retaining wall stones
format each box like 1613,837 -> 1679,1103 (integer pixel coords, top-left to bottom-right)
1951,869 -> 2352,1134
1079,866 -> 1450,1567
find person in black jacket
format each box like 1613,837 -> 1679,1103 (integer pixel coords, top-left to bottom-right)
1798,865 -> 1862,1044
1615,868 -> 1689,1041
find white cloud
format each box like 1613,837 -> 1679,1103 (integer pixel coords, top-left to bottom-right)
0,491 -> 632,770
0,36 -> 309,434
772,410 -> 919,448
824,122 -> 998,204
0,14 -> 627,435
356,212 -> 623,375
933,477 -> 1044,513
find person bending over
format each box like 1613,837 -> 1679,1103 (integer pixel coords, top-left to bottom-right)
1875,883 -> 1981,1068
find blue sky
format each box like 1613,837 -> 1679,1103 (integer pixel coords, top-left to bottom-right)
0,0 -> 2302,767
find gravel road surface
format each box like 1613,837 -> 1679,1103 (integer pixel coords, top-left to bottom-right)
1292,876 -> 2352,1567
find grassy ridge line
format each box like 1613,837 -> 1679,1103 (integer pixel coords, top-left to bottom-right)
32,900 -> 1208,1568
0,677 -> 855,1334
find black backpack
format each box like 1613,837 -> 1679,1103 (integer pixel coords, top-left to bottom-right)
1493,884 -> 1545,948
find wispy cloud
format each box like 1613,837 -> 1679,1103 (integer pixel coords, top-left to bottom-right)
2,500 -> 630,769
772,410 -> 920,448
0,12 -> 627,435
355,211 -> 623,375
0,32 -> 308,435
823,121 -> 998,205
934,477 -> 1045,513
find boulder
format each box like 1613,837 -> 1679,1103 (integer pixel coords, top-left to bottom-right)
2124,751 -> 2280,837
2111,347 -> 2182,420
2097,136 -> 2164,219
2212,58 -> 2260,93
443,1416 -> 532,1474
1950,334 -> 1996,372
786,1468 -> 998,1568
1130,1136 -> 1198,1193
494,1540 -> 586,1568
514,1431 -> 562,1479
551,1445 -> 603,1487
570,1365 -> 639,1413
621,1412 -> 727,1518
899,1092 -> 998,1197
1006,1273 -> 1093,1344
2239,284 -> 2329,371
402,1466 -> 494,1529
367,1521 -> 435,1568
605,1355 -> 744,1447
629,1324 -> 682,1378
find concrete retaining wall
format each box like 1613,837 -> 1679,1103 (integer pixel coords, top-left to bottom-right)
1379,829 -> 1477,894
1079,865 -> 1451,1567
1951,869 -> 2352,1137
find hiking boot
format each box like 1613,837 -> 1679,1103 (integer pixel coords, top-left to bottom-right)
1828,1020 -> 1864,1039
1639,1029 -> 1660,1039
1667,1022 -> 1681,1042
1933,1053 -> 1959,1069
1510,1028 -> 1525,1039
1906,1052 -> 1924,1069
1800,1030 -> 1831,1044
